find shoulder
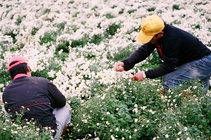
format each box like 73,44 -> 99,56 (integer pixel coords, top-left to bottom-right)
29,76 -> 51,84
164,24 -> 181,35
140,43 -> 156,50
164,24 -> 192,38
162,24 -> 184,43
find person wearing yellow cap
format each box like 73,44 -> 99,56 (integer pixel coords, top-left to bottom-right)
2,56 -> 71,140
114,15 -> 211,93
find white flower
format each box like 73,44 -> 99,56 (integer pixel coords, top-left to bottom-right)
111,135 -> 116,140
133,107 -> 138,113
141,106 -> 147,110
106,112 -> 110,115
193,86 -> 197,89
83,119 -> 87,123
134,104 -> 138,108
149,109 -> 156,114
101,94 -> 106,100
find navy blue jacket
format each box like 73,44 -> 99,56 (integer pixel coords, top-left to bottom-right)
2,76 -> 66,130
122,24 -> 211,79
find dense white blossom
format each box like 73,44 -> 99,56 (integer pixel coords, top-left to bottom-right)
0,0 -> 210,98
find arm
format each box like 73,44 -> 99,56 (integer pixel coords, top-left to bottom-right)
145,56 -> 178,78
48,82 -> 66,108
145,34 -> 181,79
122,44 -> 155,71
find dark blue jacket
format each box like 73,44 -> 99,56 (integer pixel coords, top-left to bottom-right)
2,76 -> 66,130
122,24 -> 211,79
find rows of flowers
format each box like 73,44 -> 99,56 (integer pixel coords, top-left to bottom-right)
0,0 -> 210,139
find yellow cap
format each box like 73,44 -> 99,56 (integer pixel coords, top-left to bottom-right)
136,15 -> 164,44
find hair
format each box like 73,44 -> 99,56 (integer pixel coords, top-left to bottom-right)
9,61 -> 28,79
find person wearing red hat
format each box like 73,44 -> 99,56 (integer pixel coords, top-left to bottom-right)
2,56 -> 71,140
114,15 -> 211,93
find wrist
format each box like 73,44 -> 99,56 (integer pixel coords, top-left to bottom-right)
142,72 -> 146,79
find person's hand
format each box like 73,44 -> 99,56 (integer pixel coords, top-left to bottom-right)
132,71 -> 145,81
113,62 -> 124,72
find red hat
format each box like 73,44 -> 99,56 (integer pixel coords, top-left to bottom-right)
7,56 -> 27,70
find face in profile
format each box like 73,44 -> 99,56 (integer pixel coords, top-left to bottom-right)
149,32 -> 164,44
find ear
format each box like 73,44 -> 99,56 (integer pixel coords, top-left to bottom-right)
158,31 -> 164,37
27,66 -> 31,72
26,66 -> 32,77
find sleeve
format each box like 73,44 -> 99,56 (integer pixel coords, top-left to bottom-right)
48,82 -> 66,108
145,34 -> 181,79
145,56 -> 178,78
122,44 -> 155,71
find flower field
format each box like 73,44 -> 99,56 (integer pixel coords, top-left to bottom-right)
0,0 -> 211,139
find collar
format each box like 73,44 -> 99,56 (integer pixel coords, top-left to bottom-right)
13,74 -> 28,80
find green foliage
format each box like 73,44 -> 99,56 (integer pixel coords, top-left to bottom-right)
172,20 -> 181,25
0,2 -> 210,139
56,40 -> 70,53
32,59 -> 62,80
141,51 -> 162,70
57,22 -> 66,33
105,13 -> 115,19
70,34 -> 104,48
147,7 -> 156,12
109,45 -> 136,61
43,8 -> 51,14
196,2 -> 209,5
56,52 -> 69,62
128,9 -> 137,14
4,30 -> 17,43
47,59 -> 62,73
156,81 -> 211,139
162,80 -> 206,109
90,34 -> 103,45
31,27 -> 39,35
15,16 -> 25,26
0,69 -> 11,92
39,31 -> 57,45
191,24 -> 201,30
68,79 -> 164,139
172,4 -> 180,10
55,41 -> 70,61
148,51 -> 162,66
65,79 -> 211,140
207,17 -> 211,22
0,112 -> 52,140
70,23 -> 120,48
104,23 -> 121,38
118,9 -> 124,14
32,70 -> 50,79
71,35 -> 89,48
